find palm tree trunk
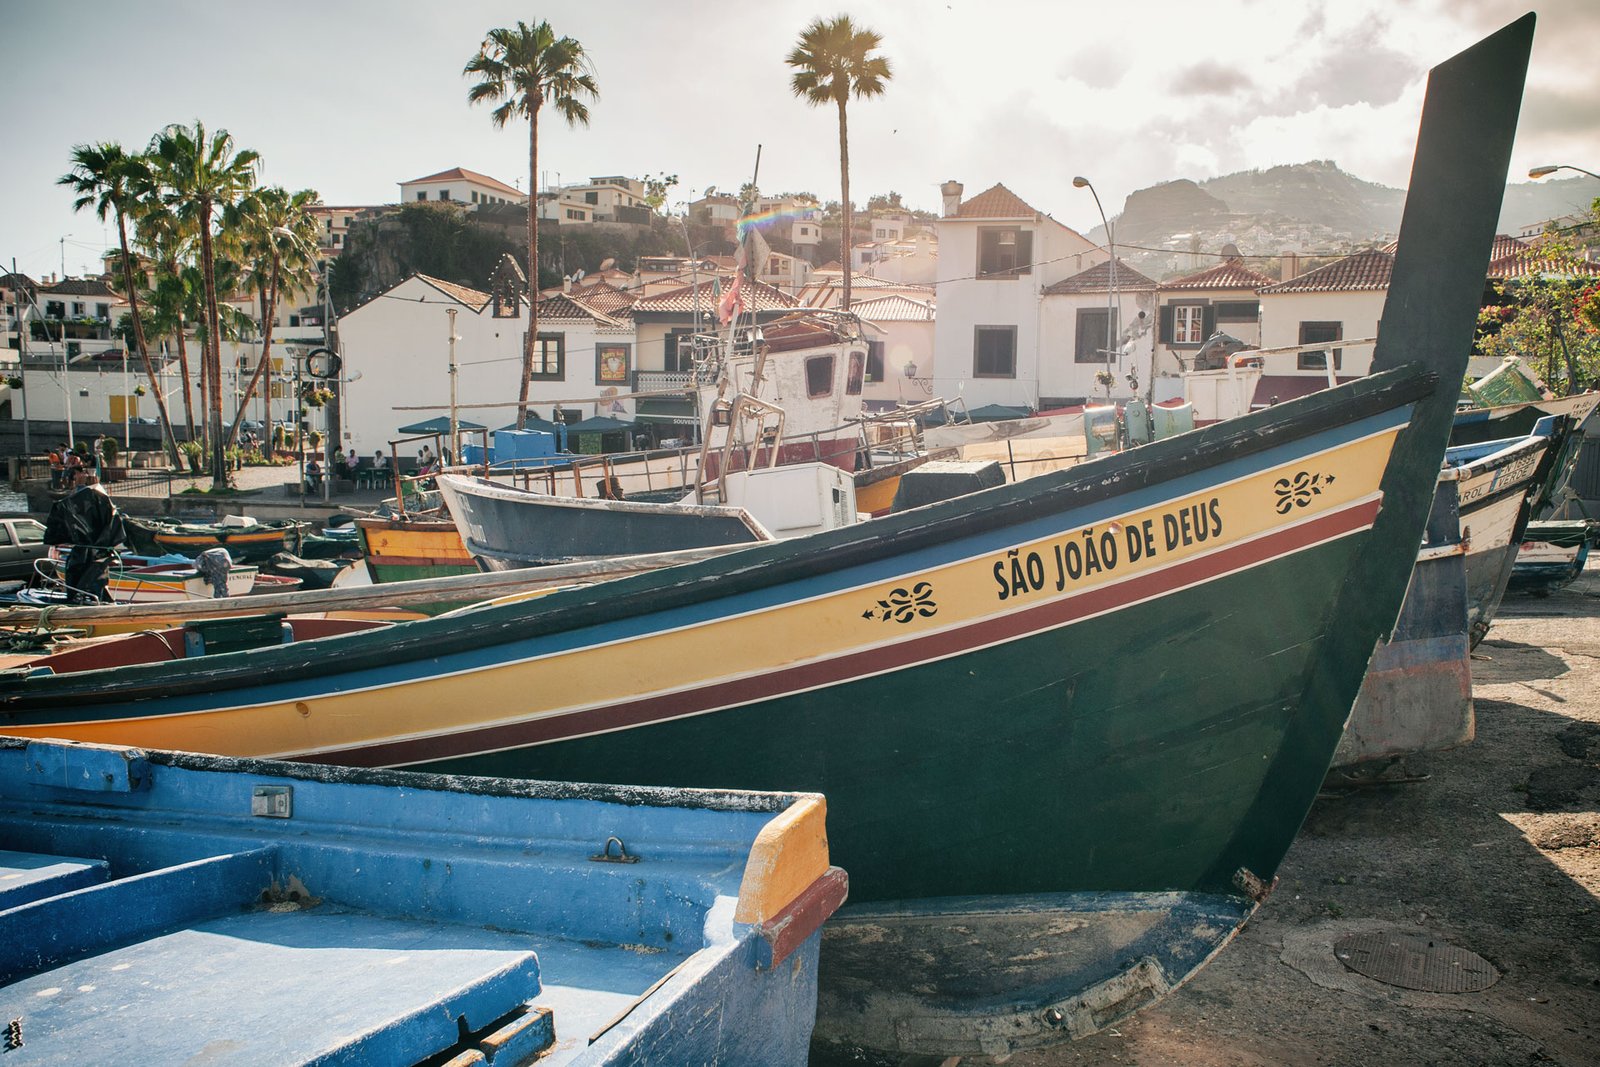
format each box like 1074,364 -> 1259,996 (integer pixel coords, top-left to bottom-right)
173,323 -> 196,442
115,213 -> 182,465
199,194 -> 227,488
837,96 -> 851,312
229,264 -> 278,448
518,106 -> 540,430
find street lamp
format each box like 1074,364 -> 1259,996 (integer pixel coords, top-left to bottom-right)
1528,164 -> 1600,181
674,206 -> 703,336
1073,176 -> 1119,400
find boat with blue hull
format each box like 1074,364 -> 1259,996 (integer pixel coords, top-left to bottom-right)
0,737 -> 845,1066
1334,476 -> 1472,767
0,19 -> 1534,1060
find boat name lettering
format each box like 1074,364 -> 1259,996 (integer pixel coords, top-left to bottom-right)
991,498 -> 1224,602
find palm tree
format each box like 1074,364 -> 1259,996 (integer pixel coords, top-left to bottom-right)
465,20 -> 598,428
148,121 -> 259,487
786,16 -> 891,312
58,142 -> 183,464
131,193 -> 199,442
226,185 -> 320,447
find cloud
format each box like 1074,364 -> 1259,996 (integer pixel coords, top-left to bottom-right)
1056,47 -> 1126,90
1170,60 -> 1254,97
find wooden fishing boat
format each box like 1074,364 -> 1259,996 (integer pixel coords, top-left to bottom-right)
126,515 -> 304,562
0,736 -> 845,1066
0,20 -> 1534,1059
1447,420 -> 1560,646
20,557 -> 258,606
439,472 -> 774,569
1508,519 -> 1595,595
1333,476 -> 1472,768
355,512 -> 479,582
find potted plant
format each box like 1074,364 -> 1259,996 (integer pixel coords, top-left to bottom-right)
133,384 -> 146,397
308,429 -> 324,452
178,439 -> 203,474
99,437 -> 127,483
4,376 -> 21,390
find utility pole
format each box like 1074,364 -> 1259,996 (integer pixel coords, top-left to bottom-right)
447,307 -> 459,462
13,259 -> 29,454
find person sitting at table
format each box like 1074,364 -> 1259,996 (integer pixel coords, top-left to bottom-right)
344,450 -> 360,481
305,458 -> 323,492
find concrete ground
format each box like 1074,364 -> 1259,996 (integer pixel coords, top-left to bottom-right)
1021,561 -> 1600,1067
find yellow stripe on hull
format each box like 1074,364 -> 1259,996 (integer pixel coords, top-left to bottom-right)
17,428 -> 1400,758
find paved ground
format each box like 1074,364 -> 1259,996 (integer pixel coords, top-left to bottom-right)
1020,562 -> 1600,1067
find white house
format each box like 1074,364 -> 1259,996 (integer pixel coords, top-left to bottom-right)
399,167 -> 527,208
338,264 -> 644,455
1154,256 -> 1275,390
931,181 -> 1105,410
539,175 -> 653,226
1039,258 -> 1159,406
850,293 -> 937,410
1255,250 -> 1391,402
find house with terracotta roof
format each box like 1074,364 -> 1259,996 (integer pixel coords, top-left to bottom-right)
932,180 -> 1106,410
399,168 -> 527,208
538,176 -> 653,227
1154,255 -> 1275,376
1039,259 -> 1159,406
625,276 -> 800,433
339,268 -> 640,454
1256,248 -> 1392,383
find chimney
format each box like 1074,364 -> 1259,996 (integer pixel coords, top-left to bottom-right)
1280,251 -> 1300,282
563,275 -> 573,294
940,180 -> 964,218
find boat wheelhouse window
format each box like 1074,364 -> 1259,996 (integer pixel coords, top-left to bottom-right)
806,355 -> 836,398
1297,321 -> 1343,370
846,351 -> 865,395
525,332 -> 565,380
973,325 -> 1017,378
1075,307 -> 1119,363
1216,300 -> 1259,322
865,340 -> 885,383
977,227 -> 1032,279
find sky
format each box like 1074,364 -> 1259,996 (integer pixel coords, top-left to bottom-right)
4,0 -> 1597,282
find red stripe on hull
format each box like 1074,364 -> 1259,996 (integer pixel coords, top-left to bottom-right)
311,498 -> 1380,767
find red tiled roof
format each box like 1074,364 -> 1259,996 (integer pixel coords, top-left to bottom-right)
535,292 -> 627,326
633,277 -> 798,314
1488,254 -> 1600,280
955,183 -> 1040,220
41,277 -> 121,297
851,295 -> 937,322
1160,259 -> 1276,291
1258,250 -> 1393,294
1044,258 -> 1157,295
402,167 -> 524,197
571,282 -> 638,316
414,274 -> 491,311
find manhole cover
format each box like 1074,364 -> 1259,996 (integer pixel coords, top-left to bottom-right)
1333,931 -> 1499,993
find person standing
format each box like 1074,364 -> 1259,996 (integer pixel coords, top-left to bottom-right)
48,444 -> 65,489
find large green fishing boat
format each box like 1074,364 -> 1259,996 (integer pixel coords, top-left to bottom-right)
0,17 -> 1534,1061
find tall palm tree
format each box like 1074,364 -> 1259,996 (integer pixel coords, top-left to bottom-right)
58,142 -> 183,464
465,20 -> 598,428
226,185 -> 320,447
148,121 -> 259,487
131,194 -> 199,442
787,16 -> 891,312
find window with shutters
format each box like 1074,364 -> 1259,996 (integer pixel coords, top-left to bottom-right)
865,340 -> 885,383
974,325 -> 1017,378
1075,308 -> 1119,363
1173,304 -> 1205,344
977,227 -> 1032,279
1297,321 -> 1343,370
523,332 -> 564,380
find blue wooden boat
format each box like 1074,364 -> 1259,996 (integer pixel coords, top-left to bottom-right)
0,737 -> 845,1066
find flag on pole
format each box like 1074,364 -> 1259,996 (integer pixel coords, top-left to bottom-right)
717,272 -> 744,326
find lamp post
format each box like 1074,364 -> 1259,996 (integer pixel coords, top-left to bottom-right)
1073,176 -> 1119,400
675,207 -> 702,336
1528,164 -> 1600,181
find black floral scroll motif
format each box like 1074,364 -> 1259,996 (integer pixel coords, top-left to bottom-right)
861,581 -> 938,623
1273,471 -> 1336,514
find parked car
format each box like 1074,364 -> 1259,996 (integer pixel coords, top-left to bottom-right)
0,518 -> 50,581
